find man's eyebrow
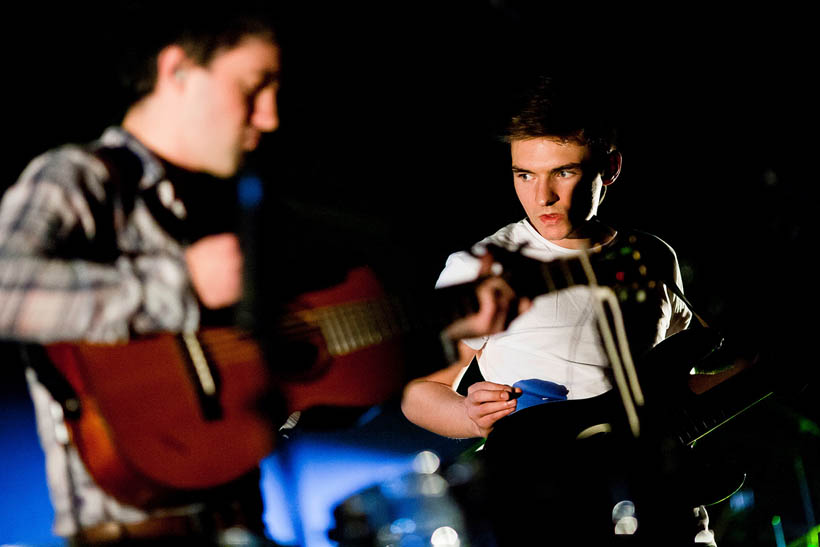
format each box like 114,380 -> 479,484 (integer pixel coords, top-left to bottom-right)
549,162 -> 584,173
511,162 -> 585,173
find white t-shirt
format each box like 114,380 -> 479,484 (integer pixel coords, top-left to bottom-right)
436,219 -> 691,400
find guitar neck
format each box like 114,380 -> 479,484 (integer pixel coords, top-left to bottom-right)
282,282 -> 482,356
673,365 -> 773,447
274,242 -> 645,358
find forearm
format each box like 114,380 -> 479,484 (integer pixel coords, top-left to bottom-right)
401,378 -> 482,439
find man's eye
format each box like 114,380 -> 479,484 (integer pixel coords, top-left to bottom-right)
515,172 -> 533,181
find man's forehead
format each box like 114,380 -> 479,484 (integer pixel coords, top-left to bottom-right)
511,137 -> 592,164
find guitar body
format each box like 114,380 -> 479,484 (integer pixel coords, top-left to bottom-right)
45,266 -> 408,508
481,328 -> 762,508
47,328 -> 275,508
274,266 -> 406,413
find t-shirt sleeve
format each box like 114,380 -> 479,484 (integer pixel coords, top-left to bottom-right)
666,250 -> 692,337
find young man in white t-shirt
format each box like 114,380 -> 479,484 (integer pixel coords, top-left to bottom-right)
401,77 -> 723,545
402,77 -> 690,439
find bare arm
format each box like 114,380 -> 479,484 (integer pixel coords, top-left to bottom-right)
401,342 -> 520,438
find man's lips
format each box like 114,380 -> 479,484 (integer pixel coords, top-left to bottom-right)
539,213 -> 564,224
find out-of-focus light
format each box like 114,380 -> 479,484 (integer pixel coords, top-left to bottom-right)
612,500 -> 638,535
772,514 -> 786,547
237,174 -> 264,207
398,534 -> 425,546
614,516 -> 638,535
412,450 -> 441,474
419,474 -> 448,497
730,489 -> 755,513
443,461 -> 475,486
430,526 -> 460,546
612,500 -> 635,520
219,526 -> 257,546
390,517 -> 417,535
805,525 -> 819,547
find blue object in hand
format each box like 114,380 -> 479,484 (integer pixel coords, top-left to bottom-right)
511,379 -> 569,412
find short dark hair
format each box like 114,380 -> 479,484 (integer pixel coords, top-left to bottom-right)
502,76 -> 617,166
116,2 -> 278,104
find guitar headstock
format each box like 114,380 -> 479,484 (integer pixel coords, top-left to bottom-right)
482,237 -> 662,303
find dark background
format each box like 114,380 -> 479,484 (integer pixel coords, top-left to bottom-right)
2,2 -> 816,545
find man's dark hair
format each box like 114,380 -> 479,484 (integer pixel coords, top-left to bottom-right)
502,76 -> 618,166
115,2 -> 278,104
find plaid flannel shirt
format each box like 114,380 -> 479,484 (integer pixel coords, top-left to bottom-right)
1,127 -> 205,535
0,126 -> 200,343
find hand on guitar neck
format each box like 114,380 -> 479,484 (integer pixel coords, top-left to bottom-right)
441,252 -> 533,342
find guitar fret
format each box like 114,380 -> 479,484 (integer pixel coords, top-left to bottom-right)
354,303 -> 370,349
325,308 -> 348,355
348,303 -> 366,351
363,301 -> 382,345
316,309 -> 340,356
359,301 -> 375,345
339,304 -> 356,352
337,305 -> 355,354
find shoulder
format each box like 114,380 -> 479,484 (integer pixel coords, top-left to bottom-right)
23,144 -> 106,183
16,141 -> 110,205
616,228 -> 683,283
18,127 -> 160,198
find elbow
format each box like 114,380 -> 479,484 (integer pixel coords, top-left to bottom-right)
400,379 -> 422,423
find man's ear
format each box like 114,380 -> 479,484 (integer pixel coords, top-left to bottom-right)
602,151 -> 622,186
155,45 -> 191,91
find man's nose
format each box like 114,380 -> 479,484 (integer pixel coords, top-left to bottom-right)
251,86 -> 279,132
536,179 -> 558,206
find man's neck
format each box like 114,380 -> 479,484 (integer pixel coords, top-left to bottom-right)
550,217 -> 617,250
122,100 -> 197,174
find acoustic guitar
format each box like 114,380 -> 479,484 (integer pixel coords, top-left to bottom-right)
44,240 -> 650,508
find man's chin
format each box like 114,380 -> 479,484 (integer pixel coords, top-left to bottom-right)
207,156 -> 244,179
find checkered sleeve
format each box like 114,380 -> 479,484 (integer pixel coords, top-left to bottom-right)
0,148 -> 196,343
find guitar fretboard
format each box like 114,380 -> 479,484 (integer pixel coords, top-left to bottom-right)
672,369 -> 772,447
294,297 -> 412,356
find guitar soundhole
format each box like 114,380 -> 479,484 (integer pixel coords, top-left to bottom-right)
263,337 -> 327,381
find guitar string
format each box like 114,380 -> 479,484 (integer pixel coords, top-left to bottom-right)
577,248 -> 643,438
202,297 -> 416,358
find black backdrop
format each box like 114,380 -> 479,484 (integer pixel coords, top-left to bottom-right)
2,3 -> 816,545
